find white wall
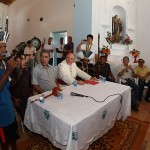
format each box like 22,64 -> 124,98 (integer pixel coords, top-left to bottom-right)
136,0 -> 150,66
7,0 -> 74,51
4,0 -> 150,67
0,3 -> 8,31
74,0 -> 92,53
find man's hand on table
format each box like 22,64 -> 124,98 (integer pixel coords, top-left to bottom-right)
90,77 -> 98,81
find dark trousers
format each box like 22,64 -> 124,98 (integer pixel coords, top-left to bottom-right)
122,79 -> 139,105
15,100 -> 27,122
138,79 -> 150,101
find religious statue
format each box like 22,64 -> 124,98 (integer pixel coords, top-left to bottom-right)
112,15 -> 122,43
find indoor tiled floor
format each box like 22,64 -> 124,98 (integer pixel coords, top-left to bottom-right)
131,100 -> 150,150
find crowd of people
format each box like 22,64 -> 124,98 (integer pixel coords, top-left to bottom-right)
0,34 -> 150,149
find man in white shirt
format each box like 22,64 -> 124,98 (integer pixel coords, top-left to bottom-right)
24,40 -> 36,61
58,53 -> 97,85
117,56 -> 139,111
44,37 -> 55,65
56,37 -> 64,64
77,34 -> 98,64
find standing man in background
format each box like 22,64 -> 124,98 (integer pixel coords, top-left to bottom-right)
24,40 -> 37,72
44,37 -> 55,65
63,36 -> 74,60
56,37 -> 65,64
0,41 -> 18,150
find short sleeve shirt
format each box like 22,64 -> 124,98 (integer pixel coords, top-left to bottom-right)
32,63 -> 58,91
44,44 -> 55,58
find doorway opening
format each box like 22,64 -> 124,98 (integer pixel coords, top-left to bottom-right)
51,31 -> 67,45
50,31 -> 67,66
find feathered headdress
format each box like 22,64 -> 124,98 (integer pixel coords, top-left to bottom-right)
0,31 -> 10,43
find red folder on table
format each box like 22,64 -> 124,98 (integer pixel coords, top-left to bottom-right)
84,80 -> 99,85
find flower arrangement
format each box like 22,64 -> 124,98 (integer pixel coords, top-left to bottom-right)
130,49 -> 140,63
106,31 -> 114,44
123,34 -> 133,45
100,45 -> 110,61
130,49 -> 140,57
101,45 -> 110,55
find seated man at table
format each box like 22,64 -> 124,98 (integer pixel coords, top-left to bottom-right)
134,59 -> 150,102
32,50 -> 58,94
117,56 -> 139,111
58,53 -> 97,85
94,56 -> 115,82
76,57 -> 95,79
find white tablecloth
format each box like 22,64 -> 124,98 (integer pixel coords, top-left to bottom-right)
24,82 -> 131,150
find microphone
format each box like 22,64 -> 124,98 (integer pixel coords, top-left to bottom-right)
70,92 -> 89,97
5,52 -> 12,60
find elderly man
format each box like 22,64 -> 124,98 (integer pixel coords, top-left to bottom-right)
117,56 -> 139,111
58,53 -> 97,85
0,41 -> 18,150
134,59 -> 150,102
32,50 -> 58,94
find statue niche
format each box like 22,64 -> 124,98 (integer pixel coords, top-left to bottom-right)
112,15 -> 122,43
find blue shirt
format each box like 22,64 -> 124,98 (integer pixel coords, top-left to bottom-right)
0,69 -> 16,127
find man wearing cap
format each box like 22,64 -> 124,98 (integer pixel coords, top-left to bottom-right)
0,41 -> 18,150
134,59 -> 150,102
76,57 -> 95,80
